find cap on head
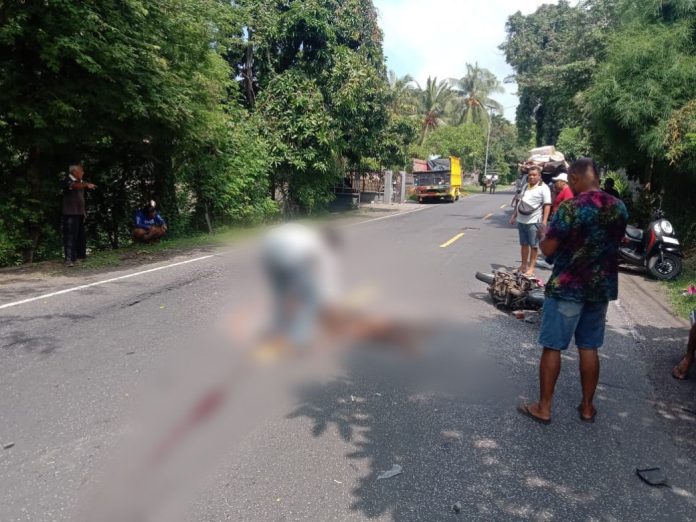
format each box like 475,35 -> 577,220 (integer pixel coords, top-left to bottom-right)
552,173 -> 568,183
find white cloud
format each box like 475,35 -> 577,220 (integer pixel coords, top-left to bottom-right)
374,0 -> 557,121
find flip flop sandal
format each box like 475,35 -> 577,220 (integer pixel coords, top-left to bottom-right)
577,405 -> 596,423
671,360 -> 690,380
671,369 -> 688,381
517,403 -> 551,425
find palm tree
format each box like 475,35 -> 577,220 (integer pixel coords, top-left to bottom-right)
449,63 -> 504,126
414,76 -> 453,144
387,70 -> 417,115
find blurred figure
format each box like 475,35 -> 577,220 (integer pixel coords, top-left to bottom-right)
258,223 -> 426,355
672,312 -> 696,380
62,163 -> 96,266
602,177 -> 621,199
133,201 -> 168,244
260,223 -> 339,350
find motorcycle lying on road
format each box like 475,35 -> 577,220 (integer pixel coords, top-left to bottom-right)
619,210 -> 683,281
475,269 -> 545,310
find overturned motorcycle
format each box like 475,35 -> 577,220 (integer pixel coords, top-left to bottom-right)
475,269 -> 545,310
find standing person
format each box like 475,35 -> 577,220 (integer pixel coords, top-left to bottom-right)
603,178 -> 621,199
551,172 -> 574,214
62,164 -> 96,267
132,201 -> 168,244
509,166 -> 552,277
518,158 -> 628,424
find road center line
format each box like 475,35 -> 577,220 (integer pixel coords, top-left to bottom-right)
440,232 -> 465,248
483,213 -> 493,220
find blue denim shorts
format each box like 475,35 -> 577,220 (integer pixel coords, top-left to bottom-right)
517,222 -> 540,247
538,297 -> 609,350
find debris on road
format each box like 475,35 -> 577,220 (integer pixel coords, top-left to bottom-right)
377,464 -> 402,480
374,393 -> 382,397
3,442 -> 15,449
636,467 -> 670,487
512,310 -> 540,323
333,479 -> 343,484
452,501 -> 462,513
350,395 -> 356,403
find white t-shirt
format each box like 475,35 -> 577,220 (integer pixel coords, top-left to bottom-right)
261,223 -> 339,304
516,182 -> 552,224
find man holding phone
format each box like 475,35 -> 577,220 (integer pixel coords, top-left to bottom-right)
62,163 -> 96,267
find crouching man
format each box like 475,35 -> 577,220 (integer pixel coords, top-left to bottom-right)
132,201 -> 167,244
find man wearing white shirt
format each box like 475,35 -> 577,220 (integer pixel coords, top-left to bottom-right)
509,166 -> 552,276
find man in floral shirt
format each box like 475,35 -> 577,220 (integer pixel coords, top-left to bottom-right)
518,158 -> 628,424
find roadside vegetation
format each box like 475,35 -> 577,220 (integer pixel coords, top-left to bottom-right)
502,0 -> 696,244
502,0 -> 696,316
0,0 -> 524,268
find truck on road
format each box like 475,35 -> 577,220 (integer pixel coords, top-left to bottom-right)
413,156 -> 462,204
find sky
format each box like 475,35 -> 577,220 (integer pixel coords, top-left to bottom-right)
374,0 -> 557,121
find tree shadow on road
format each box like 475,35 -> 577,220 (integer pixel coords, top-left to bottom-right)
286,317 -> 696,521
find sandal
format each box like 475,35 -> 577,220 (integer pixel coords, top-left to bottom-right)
672,358 -> 691,380
577,405 -> 596,423
517,403 -> 551,425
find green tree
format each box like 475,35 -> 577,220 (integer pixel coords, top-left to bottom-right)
449,63 -> 504,125
556,126 -> 592,161
414,77 -> 453,145
583,3 -> 696,180
414,124 -> 485,171
256,69 -> 336,213
387,70 -> 417,115
0,0 -> 235,262
500,0 -> 618,146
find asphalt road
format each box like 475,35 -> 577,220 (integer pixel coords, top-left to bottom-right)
1,191 -> 695,521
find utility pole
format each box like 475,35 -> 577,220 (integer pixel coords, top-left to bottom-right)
483,108 -> 493,178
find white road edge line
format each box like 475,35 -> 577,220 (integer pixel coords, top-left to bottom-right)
1,205 -> 433,310
0,254 -> 217,310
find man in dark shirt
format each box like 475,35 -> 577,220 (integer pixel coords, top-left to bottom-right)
602,178 -> 621,199
62,164 -> 96,266
518,158 -> 628,424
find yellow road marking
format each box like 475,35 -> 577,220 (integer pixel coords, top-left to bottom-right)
500,204 -> 507,209
483,213 -> 493,220
440,232 -> 465,248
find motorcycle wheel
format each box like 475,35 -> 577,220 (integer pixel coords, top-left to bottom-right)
475,271 -> 495,285
648,253 -> 682,281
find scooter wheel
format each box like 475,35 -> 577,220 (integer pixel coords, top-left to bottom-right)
648,253 -> 682,281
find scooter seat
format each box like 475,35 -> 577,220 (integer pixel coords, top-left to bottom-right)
625,225 -> 643,241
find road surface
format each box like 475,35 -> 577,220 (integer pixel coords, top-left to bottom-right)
1,191 -> 695,521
